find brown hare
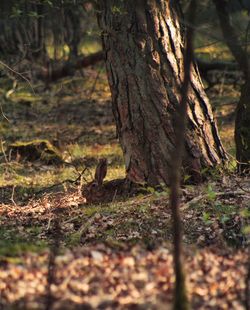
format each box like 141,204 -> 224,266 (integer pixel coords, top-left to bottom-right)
83,158 -> 131,204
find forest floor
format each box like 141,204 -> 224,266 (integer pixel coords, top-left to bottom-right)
0,66 -> 249,309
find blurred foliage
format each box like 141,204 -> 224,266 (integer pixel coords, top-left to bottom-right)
0,0 -> 100,67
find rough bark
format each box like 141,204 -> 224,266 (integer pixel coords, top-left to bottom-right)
98,0 -> 227,186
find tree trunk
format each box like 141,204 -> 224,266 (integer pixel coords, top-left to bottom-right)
213,0 -> 250,174
235,79 -> 250,173
98,0 -> 227,185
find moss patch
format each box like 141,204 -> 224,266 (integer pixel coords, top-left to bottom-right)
7,140 -> 63,164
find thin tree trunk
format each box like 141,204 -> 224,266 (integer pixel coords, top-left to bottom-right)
98,0 -> 227,186
213,0 -> 250,173
169,0 -> 196,307
235,79 -> 250,173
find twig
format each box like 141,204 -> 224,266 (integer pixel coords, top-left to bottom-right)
223,157 -> 250,194
64,159 -> 93,181
0,104 -> 10,122
35,167 -> 88,195
63,150 -> 87,177
0,140 -> 8,163
10,185 -> 17,206
63,215 -> 81,224
47,217 -> 53,231
0,60 -> 36,95
224,150 -> 250,171
183,190 -> 250,210
234,178 -> 250,194
111,189 -> 118,203
5,79 -> 18,99
79,215 -> 96,240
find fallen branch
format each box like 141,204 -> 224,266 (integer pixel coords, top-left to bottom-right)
183,190 -> 250,210
37,51 -> 104,82
34,167 -> 88,196
196,58 -> 238,73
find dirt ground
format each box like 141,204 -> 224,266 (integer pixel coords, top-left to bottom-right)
0,67 -> 249,309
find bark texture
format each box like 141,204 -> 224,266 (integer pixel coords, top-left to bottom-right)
98,0 -> 227,185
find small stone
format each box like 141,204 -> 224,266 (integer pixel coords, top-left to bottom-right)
91,250 -> 103,261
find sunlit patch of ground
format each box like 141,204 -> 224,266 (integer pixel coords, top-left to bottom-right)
0,67 -> 124,195
208,83 -> 241,157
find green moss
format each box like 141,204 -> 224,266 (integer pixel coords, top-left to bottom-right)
0,226 -> 47,257
8,139 -> 63,164
65,232 -> 82,247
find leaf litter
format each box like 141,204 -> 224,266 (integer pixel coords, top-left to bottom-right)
0,69 -> 249,309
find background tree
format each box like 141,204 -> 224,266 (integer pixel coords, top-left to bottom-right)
213,0 -> 250,173
97,0 -> 227,186
0,0 -> 100,82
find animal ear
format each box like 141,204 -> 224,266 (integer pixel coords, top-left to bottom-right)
94,158 -> 107,186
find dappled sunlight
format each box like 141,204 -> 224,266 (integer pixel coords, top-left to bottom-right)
0,1 -> 249,309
